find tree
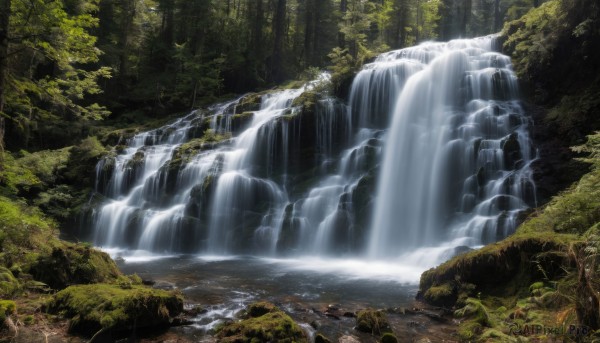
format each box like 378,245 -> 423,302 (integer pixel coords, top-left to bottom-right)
0,0 -> 10,157
2,0 -> 111,149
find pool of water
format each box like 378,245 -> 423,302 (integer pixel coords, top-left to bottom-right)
112,252 -> 455,342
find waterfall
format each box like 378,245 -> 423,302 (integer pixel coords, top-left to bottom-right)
89,35 -> 535,264
368,37 -> 535,258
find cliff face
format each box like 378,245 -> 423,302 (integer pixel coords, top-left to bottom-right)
418,1 -> 600,340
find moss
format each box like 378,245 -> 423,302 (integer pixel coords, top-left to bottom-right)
291,90 -> 318,109
355,309 -> 392,336
64,137 -> 109,187
29,244 -> 121,290
457,321 -> 482,341
380,332 -> 399,343
217,301 -> 307,343
235,93 -> 263,114
46,284 -> 183,336
168,130 -> 231,172
423,283 -> 456,308
454,298 -> 492,327
315,333 -> 331,343
0,196 -> 54,269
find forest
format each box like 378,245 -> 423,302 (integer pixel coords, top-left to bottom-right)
0,0 -> 545,151
2,0 -> 600,342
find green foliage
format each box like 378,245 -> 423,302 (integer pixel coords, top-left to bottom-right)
0,300 -> 16,323
46,283 -> 183,336
4,0 -> 111,145
503,0 -> 562,80
0,196 -> 52,266
217,301 -> 307,343
0,267 -> 20,298
65,136 -> 108,186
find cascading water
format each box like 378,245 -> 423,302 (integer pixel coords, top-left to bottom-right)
368,37 -> 535,258
89,35 -> 535,271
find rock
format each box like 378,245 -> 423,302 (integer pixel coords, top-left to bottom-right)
45,284 -> 183,337
381,332 -> 399,343
338,335 -> 361,343
29,245 -> 121,290
236,93 -> 263,113
355,309 -> 392,335
217,301 -> 307,342
315,333 -> 332,343
502,133 -> 522,169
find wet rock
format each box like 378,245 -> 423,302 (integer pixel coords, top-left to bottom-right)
381,332 -> 399,343
343,311 -> 356,318
338,335 -> 361,343
235,93 -> 263,114
153,280 -> 177,290
502,133 -> 522,169
315,333 -> 332,343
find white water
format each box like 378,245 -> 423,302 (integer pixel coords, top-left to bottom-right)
90,36 -> 534,282
368,37 -> 534,258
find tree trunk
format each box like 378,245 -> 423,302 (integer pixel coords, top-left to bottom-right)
272,0 -> 286,82
0,0 -> 11,159
461,0 -> 471,37
493,0 -> 501,32
338,0 -> 347,47
118,0 -> 136,85
304,0 -> 314,66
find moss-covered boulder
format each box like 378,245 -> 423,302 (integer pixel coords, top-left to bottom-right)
29,244 -> 121,290
217,301 -> 307,343
235,93 -> 263,114
355,309 -> 392,336
46,283 -> 183,337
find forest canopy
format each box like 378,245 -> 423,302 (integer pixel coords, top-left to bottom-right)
0,0 -> 546,152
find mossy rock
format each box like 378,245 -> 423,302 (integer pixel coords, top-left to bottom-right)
29,244 -> 121,290
291,90 -> 319,110
217,301 -> 307,343
355,309 -> 392,336
46,283 -> 183,337
423,283 -> 456,308
235,93 -> 263,114
231,111 -> 255,132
